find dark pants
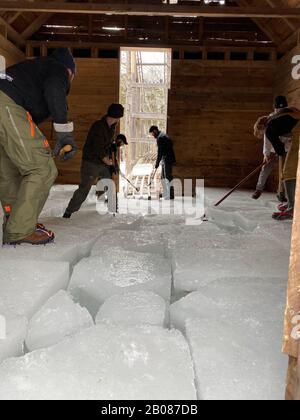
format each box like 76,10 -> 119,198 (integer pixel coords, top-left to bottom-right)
161,160 -> 174,199
161,160 -> 173,182
66,160 -> 111,214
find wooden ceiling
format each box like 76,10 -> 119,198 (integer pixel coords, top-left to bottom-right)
0,0 -> 300,53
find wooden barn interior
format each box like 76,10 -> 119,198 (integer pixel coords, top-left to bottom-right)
0,0 -> 300,400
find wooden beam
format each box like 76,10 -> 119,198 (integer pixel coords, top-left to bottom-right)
279,29 -> 300,54
21,13 -> 53,39
235,0 -> 282,45
0,22 -> 6,38
265,0 -> 296,31
21,0 -> 68,40
1,2 -> 300,18
8,12 -> 22,25
198,17 -> 204,45
0,15 -> 25,46
27,39 -> 277,54
0,32 -> 25,61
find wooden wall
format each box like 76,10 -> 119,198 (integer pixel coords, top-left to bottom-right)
278,44 -> 300,401
168,59 -> 276,190
40,58 -> 120,184
275,45 -> 300,108
39,55 -> 279,190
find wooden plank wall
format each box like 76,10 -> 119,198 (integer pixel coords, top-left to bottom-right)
40,58 -> 120,184
168,59 -> 276,190
276,45 -> 300,401
39,56 -> 279,190
275,45 -> 300,108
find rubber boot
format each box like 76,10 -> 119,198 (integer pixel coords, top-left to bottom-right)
277,192 -> 287,203
285,179 -> 296,212
63,211 -> 72,219
272,179 -> 296,220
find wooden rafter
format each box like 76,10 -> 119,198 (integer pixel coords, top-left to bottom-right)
0,2 -> 300,18
21,0 -> 68,40
8,12 -> 22,25
21,13 -> 53,39
0,31 -> 25,60
235,0 -> 283,45
0,15 -> 25,46
265,0 -> 297,31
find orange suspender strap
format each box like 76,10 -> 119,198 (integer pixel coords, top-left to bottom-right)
26,112 -> 35,138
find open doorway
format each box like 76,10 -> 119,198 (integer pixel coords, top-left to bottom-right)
119,47 -> 172,196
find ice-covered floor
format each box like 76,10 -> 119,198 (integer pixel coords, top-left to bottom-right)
0,186 -> 292,400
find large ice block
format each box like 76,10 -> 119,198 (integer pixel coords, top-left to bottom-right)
0,324 -> 197,400
26,290 -> 94,351
173,245 -> 290,293
69,250 -> 172,316
0,242 -> 79,266
171,276 -> 286,339
173,229 -> 277,253
91,229 -> 166,256
186,318 -> 286,401
0,260 -> 70,319
170,292 -> 222,332
0,316 -> 28,363
96,291 -> 167,327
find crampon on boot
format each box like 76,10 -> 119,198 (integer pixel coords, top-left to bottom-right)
272,210 -> 293,221
36,224 -> 55,238
277,203 -> 288,212
7,226 -> 55,245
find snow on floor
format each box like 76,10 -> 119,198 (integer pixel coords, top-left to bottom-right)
0,185 -> 293,400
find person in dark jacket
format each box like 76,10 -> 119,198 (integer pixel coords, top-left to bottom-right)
0,47 -> 77,245
149,125 -> 176,200
95,133 -> 128,200
63,104 -> 124,218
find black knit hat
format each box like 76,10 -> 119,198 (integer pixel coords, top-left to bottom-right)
107,104 -> 124,119
149,125 -> 159,133
274,96 -> 288,109
51,48 -> 76,75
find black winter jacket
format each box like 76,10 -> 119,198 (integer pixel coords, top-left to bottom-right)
0,57 -> 70,125
155,132 -> 176,169
83,117 -> 116,164
266,108 -> 300,156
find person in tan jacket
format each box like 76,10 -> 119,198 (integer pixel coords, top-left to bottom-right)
253,96 -> 291,202
264,97 -> 300,220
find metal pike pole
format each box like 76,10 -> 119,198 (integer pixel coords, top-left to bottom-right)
120,172 -> 140,193
214,163 -> 265,207
147,168 -> 157,201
